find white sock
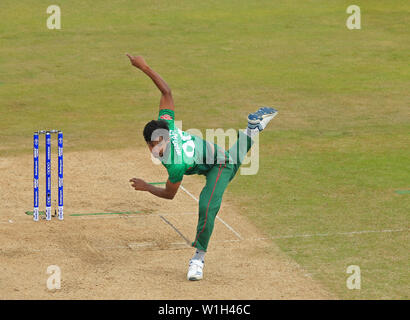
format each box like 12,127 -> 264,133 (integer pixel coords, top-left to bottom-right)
192,249 -> 206,262
245,114 -> 275,137
244,128 -> 259,138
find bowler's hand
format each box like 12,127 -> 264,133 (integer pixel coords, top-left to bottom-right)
126,54 -> 148,70
129,178 -> 148,191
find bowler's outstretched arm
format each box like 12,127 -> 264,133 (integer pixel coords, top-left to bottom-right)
126,54 -> 174,111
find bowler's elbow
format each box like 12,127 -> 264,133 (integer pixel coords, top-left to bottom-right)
165,194 -> 175,200
162,88 -> 172,96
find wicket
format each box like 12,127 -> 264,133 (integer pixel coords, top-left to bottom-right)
33,130 -> 63,221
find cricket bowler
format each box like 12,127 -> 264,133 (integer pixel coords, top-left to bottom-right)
126,54 -> 277,281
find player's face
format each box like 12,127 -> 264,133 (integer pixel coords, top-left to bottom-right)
148,137 -> 166,159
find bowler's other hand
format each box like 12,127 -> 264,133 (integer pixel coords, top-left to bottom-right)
129,178 -> 148,191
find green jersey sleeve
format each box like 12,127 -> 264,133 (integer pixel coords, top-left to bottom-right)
158,109 -> 175,130
165,163 -> 185,184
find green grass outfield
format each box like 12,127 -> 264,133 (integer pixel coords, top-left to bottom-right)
1,0 -> 409,299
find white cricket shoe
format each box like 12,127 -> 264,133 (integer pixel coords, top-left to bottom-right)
247,106 -> 278,132
187,259 -> 204,281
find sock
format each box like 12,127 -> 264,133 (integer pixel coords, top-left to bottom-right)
245,114 -> 276,137
244,128 -> 259,138
192,249 -> 206,263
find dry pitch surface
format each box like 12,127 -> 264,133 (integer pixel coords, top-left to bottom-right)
0,148 -> 333,299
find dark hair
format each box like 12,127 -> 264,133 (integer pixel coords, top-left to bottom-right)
143,120 -> 169,143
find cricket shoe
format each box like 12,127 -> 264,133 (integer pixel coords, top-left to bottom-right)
247,106 -> 278,132
187,259 -> 204,281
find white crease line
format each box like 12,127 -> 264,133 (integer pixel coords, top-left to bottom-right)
68,212 -> 198,220
180,185 -> 199,202
250,228 -> 410,241
215,216 -> 244,240
4,218 -> 406,245
0,243 -> 192,253
1,229 -> 408,254
0,212 -> 198,223
0,220 -> 32,224
180,184 -> 243,240
213,239 -> 241,243
127,242 -> 154,248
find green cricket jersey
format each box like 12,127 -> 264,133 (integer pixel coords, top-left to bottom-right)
158,109 -> 226,183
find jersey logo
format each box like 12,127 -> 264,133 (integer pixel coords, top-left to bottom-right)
169,130 -> 182,156
160,114 -> 173,120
